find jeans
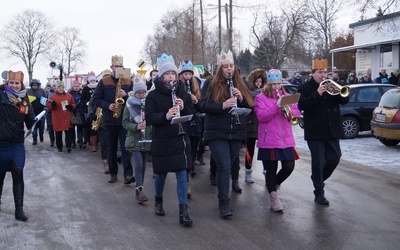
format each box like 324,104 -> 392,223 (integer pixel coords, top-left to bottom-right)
208,140 -> 242,200
0,142 -> 25,172
154,170 -> 187,204
105,125 -> 132,178
307,139 -> 341,196
132,151 -> 148,187
32,117 -> 45,140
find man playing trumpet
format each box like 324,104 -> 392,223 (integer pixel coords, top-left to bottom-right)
298,59 -> 349,206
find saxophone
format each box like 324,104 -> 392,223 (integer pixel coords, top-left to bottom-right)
113,78 -> 125,119
92,107 -> 103,131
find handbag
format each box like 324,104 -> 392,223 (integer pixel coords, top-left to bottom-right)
70,112 -> 83,125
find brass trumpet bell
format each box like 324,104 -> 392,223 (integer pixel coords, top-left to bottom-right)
320,79 -> 350,97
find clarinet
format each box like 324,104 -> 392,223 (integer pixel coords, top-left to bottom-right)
138,99 -> 147,150
171,81 -> 185,135
187,80 -> 196,127
228,74 -> 241,126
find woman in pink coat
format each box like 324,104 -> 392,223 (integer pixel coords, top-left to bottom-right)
254,69 -> 300,212
46,81 -> 76,153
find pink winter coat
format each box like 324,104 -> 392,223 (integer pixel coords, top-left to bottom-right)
254,91 -> 300,149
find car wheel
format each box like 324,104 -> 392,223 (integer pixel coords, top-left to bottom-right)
342,116 -> 360,139
378,138 -> 400,146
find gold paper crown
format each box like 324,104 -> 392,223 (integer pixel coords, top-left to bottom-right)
217,50 -> 234,65
111,55 -> 123,65
8,70 -> 24,82
312,58 -> 328,69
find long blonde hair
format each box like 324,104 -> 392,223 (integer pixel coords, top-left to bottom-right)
262,83 -> 287,99
179,74 -> 201,99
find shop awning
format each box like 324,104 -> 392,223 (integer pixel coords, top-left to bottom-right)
330,38 -> 400,53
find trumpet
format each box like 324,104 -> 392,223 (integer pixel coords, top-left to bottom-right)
320,79 -> 350,97
276,90 -> 300,125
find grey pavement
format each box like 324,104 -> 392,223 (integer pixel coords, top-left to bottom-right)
0,134 -> 399,250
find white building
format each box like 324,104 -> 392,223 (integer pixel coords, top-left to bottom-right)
330,11 -> 400,80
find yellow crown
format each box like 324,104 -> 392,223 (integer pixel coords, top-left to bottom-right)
312,58 -> 328,69
217,50 -> 234,65
111,55 -> 123,65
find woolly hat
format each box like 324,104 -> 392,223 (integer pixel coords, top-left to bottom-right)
30,79 -> 41,87
362,73 -> 369,78
133,83 -> 147,94
267,69 -> 282,84
157,53 -> 178,77
56,81 -> 64,87
179,60 -> 194,75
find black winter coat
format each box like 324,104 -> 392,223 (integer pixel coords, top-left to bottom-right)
298,77 -> 349,141
200,77 -> 252,143
0,88 -> 35,143
145,77 -> 196,174
92,75 -> 133,126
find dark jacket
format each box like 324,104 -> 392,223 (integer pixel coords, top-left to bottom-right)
0,87 -> 35,143
92,75 -> 133,126
200,77 -> 252,143
27,87 -> 46,115
297,77 -> 349,141
145,77 -> 195,174
389,73 -> 400,85
375,73 -> 389,84
81,86 -> 96,113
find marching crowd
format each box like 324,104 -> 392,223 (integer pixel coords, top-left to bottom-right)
1,53 -> 351,227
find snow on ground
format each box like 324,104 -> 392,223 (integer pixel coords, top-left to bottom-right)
292,125 -> 400,176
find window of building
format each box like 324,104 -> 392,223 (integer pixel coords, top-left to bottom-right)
380,44 -> 392,68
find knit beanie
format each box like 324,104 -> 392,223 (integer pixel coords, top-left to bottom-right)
157,53 -> 178,77
57,81 -> 64,87
133,83 -> 147,94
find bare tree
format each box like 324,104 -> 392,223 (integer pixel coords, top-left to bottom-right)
0,9 -> 54,82
308,0 -> 343,58
52,27 -> 87,75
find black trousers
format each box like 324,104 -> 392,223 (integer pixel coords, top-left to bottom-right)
307,139 -> 341,196
55,130 -> 73,151
105,125 -> 132,178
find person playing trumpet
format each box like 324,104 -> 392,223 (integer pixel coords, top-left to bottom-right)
254,69 -> 301,212
298,59 -> 349,206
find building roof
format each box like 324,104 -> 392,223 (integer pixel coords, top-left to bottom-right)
330,38 -> 400,53
349,11 -> 400,29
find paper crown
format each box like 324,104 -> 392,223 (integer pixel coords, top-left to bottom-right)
8,70 -> 24,83
111,55 -> 123,65
217,50 -> 234,65
179,60 -> 194,74
157,53 -> 178,76
87,71 -> 96,81
267,69 -> 282,83
133,75 -> 147,85
312,58 -> 328,69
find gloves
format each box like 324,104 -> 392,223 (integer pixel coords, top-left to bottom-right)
89,113 -> 97,121
51,101 -> 56,108
65,104 -> 73,111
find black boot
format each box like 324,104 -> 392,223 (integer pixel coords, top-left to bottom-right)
154,196 -> 165,216
13,182 -> 28,221
190,166 -> 197,177
179,204 -> 193,226
209,173 -> 216,186
232,179 -> 242,193
218,196 -> 233,218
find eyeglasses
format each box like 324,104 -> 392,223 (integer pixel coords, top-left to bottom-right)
135,91 -> 146,95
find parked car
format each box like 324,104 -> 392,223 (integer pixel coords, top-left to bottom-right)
282,83 -> 299,95
297,83 -> 396,138
340,84 -> 396,139
370,87 -> 400,146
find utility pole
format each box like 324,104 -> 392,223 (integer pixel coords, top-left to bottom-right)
200,0 -> 205,66
192,1 -> 195,61
229,0 -> 233,52
218,0 -> 221,53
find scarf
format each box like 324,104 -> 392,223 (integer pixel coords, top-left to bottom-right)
126,96 -> 145,124
4,85 -> 27,105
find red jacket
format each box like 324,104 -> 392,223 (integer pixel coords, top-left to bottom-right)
46,91 -> 76,132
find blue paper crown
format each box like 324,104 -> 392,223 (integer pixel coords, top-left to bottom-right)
267,69 -> 282,83
157,53 -> 175,67
179,60 -> 193,73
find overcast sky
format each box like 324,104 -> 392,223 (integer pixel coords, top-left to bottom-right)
0,0 -> 355,84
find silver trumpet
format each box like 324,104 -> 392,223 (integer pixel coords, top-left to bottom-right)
138,98 -> 152,150
320,79 -> 350,97
171,81 -> 185,136
228,74 -> 241,126
186,79 -> 196,127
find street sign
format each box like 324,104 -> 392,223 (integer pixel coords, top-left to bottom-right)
136,59 -> 147,69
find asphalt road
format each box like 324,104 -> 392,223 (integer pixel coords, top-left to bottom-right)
0,134 -> 399,250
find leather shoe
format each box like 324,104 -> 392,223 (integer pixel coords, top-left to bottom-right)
314,195 -> 330,206
109,176 -> 117,183
124,176 -> 135,184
